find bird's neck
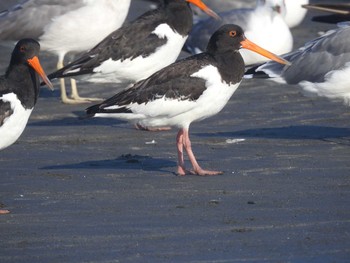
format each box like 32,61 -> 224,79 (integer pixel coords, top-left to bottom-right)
165,3 -> 193,36
6,65 -> 40,108
213,51 -> 245,84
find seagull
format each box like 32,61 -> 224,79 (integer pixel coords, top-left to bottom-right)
190,0 -> 309,27
185,0 -> 293,65
245,23 -> 350,105
0,0 -> 83,40
39,0 -> 131,104
284,0 -> 309,28
46,0 -> 219,100
0,39 -> 53,151
85,24 -> 289,176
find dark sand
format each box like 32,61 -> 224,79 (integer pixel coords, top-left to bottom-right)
0,0 -> 349,262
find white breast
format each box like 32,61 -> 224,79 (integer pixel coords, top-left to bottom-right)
299,63 -> 350,105
0,93 -> 33,150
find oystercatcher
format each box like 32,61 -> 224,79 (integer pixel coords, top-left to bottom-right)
185,0 -> 293,65
245,23 -> 350,105
0,39 -> 53,151
85,24 -> 290,176
47,0 -> 219,101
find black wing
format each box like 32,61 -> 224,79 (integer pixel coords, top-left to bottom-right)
48,8 -> 169,79
86,53 -> 213,116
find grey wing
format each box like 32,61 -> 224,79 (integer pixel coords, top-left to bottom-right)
0,0 -> 84,40
185,8 -> 254,54
283,25 -> 350,84
254,25 -> 350,84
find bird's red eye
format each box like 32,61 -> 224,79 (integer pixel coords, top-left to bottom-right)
20,46 -> 26,52
229,31 -> 237,37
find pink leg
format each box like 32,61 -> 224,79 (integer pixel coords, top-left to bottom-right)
176,129 -> 187,176
182,128 -> 223,176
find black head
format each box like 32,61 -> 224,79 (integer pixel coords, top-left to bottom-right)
206,24 -> 290,65
8,38 -> 54,90
206,24 -> 245,55
10,38 -> 41,65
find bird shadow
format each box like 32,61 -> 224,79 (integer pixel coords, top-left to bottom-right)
29,112 -> 126,127
41,154 -> 177,173
195,125 -> 350,141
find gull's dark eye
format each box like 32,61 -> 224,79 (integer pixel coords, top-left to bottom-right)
229,30 -> 237,37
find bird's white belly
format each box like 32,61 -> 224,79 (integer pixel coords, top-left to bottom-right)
0,93 -> 32,150
299,63 -> 350,105
88,24 -> 188,83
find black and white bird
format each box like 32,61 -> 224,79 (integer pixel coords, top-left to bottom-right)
47,0 -> 219,100
245,23 -> 350,106
0,39 -> 53,151
85,24 -> 289,176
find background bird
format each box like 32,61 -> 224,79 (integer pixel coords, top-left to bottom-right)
39,0 -> 131,104
0,38 -> 53,151
0,0 -> 84,40
46,0 -> 219,100
284,0 -> 309,28
185,0 -> 293,65
85,24 -> 289,176
303,2 -> 350,24
245,23 -> 350,105
0,0 -> 131,104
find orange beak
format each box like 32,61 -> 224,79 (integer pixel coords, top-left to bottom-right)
27,56 -> 54,90
186,0 -> 220,20
240,38 -> 291,65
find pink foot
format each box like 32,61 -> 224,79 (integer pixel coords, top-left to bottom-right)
177,165 -> 190,176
